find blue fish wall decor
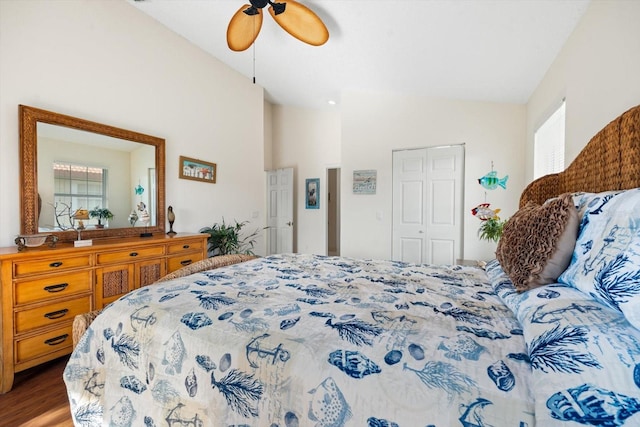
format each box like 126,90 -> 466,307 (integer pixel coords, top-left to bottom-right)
478,171 -> 508,190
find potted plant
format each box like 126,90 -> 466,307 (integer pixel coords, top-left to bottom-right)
199,219 -> 261,257
477,217 -> 507,243
89,207 -> 114,228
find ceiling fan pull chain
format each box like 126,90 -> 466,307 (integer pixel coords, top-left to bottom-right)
252,23 -> 257,84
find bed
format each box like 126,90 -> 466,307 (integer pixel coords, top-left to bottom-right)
64,104 -> 640,427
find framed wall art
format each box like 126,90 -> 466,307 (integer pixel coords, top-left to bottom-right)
353,169 -> 376,194
305,178 -> 320,209
179,156 -> 217,183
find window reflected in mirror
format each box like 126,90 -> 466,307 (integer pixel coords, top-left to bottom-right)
51,162 -> 106,230
36,121 -> 157,232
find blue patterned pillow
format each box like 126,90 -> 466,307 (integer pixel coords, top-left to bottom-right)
558,188 -> 640,330
488,258 -> 640,426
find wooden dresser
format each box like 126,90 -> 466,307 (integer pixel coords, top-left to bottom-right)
0,233 -> 207,393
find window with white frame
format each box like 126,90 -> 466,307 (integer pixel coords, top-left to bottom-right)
534,101 -> 566,179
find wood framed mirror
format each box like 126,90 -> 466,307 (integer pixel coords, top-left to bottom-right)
20,105 -> 166,242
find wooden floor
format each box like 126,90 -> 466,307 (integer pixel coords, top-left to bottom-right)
0,356 -> 73,426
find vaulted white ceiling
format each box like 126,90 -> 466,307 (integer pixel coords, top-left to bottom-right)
128,0 -> 590,110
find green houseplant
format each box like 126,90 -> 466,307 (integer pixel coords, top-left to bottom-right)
89,207 -> 114,228
199,219 -> 261,257
477,218 -> 507,243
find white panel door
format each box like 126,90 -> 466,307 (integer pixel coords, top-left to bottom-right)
392,149 -> 427,264
426,145 -> 464,264
392,145 -> 464,264
266,168 -> 294,254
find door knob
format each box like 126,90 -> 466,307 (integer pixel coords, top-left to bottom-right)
287,221 -> 294,226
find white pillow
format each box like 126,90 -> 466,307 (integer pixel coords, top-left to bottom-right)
558,188 -> 640,330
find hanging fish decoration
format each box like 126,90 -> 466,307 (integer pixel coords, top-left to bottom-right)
478,171 -> 508,190
471,203 -> 501,221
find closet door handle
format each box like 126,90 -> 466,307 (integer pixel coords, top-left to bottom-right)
44,308 -> 69,319
44,334 -> 69,346
44,283 -> 69,293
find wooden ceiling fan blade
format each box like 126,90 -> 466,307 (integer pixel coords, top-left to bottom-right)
227,4 -> 264,51
269,0 -> 329,46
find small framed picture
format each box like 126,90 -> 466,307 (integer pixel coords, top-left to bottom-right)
305,178 -> 320,209
179,156 -> 217,183
353,169 -> 377,194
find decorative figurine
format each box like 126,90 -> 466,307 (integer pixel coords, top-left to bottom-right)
478,170 -> 508,190
167,206 -> 176,235
128,210 -> 139,226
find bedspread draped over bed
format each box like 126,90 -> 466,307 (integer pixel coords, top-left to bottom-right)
65,254 -> 536,426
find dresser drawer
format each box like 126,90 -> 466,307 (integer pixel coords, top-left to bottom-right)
14,270 -> 92,306
13,254 -> 92,278
15,324 -> 73,365
97,245 -> 165,265
167,239 -> 205,255
167,252 -> 205,273
14,296 -> 91,334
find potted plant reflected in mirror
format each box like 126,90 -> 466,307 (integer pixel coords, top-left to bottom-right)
89,207 -> 114,229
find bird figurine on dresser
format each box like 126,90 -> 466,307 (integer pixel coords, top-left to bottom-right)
167,206 -> 176,235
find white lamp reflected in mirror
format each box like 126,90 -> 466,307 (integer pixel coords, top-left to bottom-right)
72,209 -> 93,247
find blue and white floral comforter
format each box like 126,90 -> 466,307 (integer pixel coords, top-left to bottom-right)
64,254 -> 536,426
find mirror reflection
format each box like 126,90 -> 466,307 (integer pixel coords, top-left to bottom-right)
37,123 -> 157,231
20,105 -> 166,242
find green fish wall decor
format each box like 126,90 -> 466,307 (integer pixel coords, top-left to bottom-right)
478,171 -> 508,190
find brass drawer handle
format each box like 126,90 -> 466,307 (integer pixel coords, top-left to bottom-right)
44,283 -> 69,293
182,244 -> 190,249
129,252 -> 138,257
49,261 -> 63,268
180,259 -> 193,266
44,308 -> 69,319
44,334 -> 69,346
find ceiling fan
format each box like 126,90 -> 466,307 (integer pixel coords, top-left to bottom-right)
226,0 -> 329,51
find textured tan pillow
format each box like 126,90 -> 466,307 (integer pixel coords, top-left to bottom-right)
496,193 -> 579,292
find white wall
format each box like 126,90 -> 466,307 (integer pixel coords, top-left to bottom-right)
271,95 -> 524,262
270,105 -> 341,254
527,0 -> 640,179
271,0 -> 640,263
0,0 -> 266,251
341,92 -> 525,261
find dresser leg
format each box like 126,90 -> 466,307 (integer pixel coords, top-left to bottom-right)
0,366 -> 15,394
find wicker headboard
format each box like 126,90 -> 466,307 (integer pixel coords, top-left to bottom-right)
520,104 -> 640,207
